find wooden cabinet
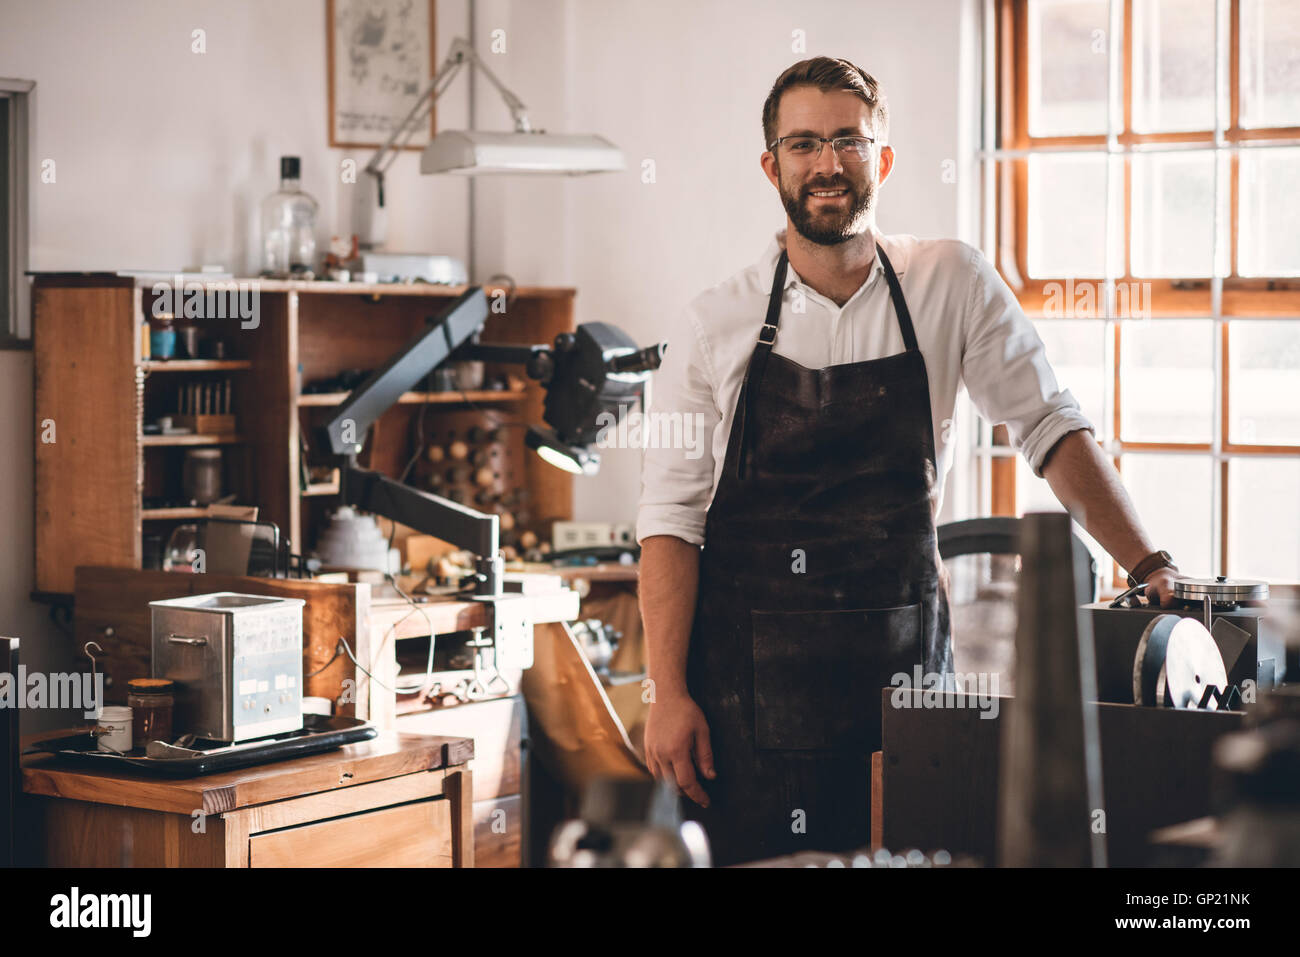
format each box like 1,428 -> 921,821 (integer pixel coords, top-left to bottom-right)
22,732 -> 475,868
398,695 -> 527,867
31,274 -> 577,598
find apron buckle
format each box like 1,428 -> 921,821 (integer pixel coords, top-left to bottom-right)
757,323 -> 778,344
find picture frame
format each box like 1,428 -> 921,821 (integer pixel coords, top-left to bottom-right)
327,0 -> 438,150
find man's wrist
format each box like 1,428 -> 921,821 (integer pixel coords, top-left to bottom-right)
1126,549 -> 1178,587
646,676 -> 691,703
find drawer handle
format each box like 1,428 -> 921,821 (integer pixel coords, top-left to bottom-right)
166,634 -> 209,646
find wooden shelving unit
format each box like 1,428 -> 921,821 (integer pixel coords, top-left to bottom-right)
32,274 -> 577,596
140,507 -> 211,520
141,359 -> 253,372
295,389 -> 525,407
140,433 -> 245,446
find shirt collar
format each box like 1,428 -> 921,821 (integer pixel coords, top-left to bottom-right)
763,225 -> 906,293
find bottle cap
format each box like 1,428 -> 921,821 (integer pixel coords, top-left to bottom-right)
280,156 -> 302,180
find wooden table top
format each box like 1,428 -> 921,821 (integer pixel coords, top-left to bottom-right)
22,731 -> 472,817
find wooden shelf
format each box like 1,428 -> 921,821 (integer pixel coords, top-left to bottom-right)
141,433 -> 245,446
32,274 -> 576,597
141,507 -> 210,520
296,390 -> 526,408
140,359 -> 252,372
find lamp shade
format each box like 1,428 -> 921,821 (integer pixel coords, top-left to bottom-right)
420,130 -> 625,175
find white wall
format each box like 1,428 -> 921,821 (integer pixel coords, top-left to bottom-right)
0,0 -> 477,726
547,0 -> 981,519
1,0 -> 976,722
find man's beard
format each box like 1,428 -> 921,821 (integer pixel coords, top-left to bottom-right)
779,168 -> 874,246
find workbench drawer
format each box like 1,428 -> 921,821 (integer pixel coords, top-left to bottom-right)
249,799 -> 453,868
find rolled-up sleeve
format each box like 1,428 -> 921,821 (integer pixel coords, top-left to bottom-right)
636,303 -> 720,546
961,247 -> 1095,476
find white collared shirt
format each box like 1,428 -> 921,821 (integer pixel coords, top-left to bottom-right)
635,227 -> 1093,546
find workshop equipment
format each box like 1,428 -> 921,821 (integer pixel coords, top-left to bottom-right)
997,511 -> 1106,867
150,592 -> 305,742
1132,615 -> 1229,709
1087,576 -> 1285,704
548,777 -> 711,868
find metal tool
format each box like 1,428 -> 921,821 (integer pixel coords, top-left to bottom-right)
549,778 -> 712,868
83,640 -> 104,737
459,627 -> 510,700
1133,614 -> 1229,709
1173,576 -> 1269,631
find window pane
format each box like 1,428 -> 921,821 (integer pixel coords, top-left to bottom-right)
1034,319 -> 1107,438
1241,0 -> 1300,129
1132,0 -> 1218,133
1238,147 -> 1300,277
1120,454 -> 1215,577
1027,0 -> 1111,136
1027,154 -> 1120,277
1130,151 -> 1226,278
1228,458 -> 1300,580
1119,319 -> 1214,442
1229,321 -> 1300,445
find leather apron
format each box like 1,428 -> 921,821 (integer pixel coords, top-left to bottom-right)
684,243 -> 952,866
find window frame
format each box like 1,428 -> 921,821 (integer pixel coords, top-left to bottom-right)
0,78 -> 33,348
981,0 -> 1300,585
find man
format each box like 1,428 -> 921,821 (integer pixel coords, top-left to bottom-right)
636,57 -> 1180,867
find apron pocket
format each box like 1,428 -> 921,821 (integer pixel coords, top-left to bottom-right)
751,604 -> 923,752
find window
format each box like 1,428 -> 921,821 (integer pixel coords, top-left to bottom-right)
0,79 -> 33,345
976,0 -> 1300,585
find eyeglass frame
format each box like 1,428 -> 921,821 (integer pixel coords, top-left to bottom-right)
766,134 -> 878,162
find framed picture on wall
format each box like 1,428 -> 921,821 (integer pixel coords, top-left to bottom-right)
327,0 -> 437,149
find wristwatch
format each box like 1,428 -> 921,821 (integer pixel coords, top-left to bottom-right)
1126,550 -> 1178,589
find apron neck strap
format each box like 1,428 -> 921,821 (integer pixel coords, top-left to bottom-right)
735,247 -> 789,479
764,243 -> 917,353
875,242 -> 919,353
758,247 -> 790,348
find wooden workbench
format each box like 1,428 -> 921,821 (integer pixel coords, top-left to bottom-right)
21,731 -> 474,867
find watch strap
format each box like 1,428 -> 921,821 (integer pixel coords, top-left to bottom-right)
1127,550 -> 1177,588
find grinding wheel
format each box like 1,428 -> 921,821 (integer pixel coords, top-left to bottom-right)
1132,614 -> 1229,710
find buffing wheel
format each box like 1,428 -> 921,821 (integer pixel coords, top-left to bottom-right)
1132,614 -> 1228,709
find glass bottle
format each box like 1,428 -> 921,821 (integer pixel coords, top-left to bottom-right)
260,156 -> 319,278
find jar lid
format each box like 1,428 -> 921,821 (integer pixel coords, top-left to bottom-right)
98,705 -> 133,720
127,678 -> 176,694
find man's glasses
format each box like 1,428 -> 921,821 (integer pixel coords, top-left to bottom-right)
768,135 -> 875,164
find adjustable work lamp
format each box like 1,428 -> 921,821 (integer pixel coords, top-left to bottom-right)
318,287 -> 663,596
355,36 -> 625,247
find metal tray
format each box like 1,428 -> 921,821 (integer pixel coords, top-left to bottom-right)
26,714 -> 378,778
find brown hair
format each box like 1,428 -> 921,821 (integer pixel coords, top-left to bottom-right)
762,57 -> 889,150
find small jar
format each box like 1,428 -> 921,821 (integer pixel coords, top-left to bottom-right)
126,678 -> 175,749
96,705 -> 133,753
182,448 -> 223,505
149,314 -> 176,360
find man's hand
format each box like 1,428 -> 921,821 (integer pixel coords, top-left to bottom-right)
644,690 -> 715,808
1142,566 -> 1181,608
